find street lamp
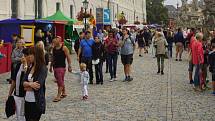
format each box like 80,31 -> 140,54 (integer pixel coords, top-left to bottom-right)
82,0 -> 89,31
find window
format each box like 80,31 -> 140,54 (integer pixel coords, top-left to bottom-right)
70,5 -> 73,18
11,0 -> 18,18
56,2 -> 60,11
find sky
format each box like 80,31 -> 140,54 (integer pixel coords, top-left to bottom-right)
164,0 -> 193,7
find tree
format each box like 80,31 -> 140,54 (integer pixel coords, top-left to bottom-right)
146,0 -> 168,25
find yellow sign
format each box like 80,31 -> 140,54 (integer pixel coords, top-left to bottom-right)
21,25 -> 35,47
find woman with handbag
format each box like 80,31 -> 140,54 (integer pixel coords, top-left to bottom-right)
154,32 -> 168,75
7,48 -> 33,121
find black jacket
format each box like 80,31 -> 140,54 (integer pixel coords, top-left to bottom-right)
209,50 -> 215,72
74,39 -> 81,54
11,63 -> 26,97
24,65 -> 48,114
92,42 -> 105,62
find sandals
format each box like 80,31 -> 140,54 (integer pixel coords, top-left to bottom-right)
53,98 -> 61,102
60,94 -> 67,98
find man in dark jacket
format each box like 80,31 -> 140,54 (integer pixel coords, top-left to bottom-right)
74,32 -> 85,63
92,36 -> 105,84
174,28 -> 185,61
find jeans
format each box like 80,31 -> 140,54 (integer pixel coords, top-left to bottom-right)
157,54 -> 165,71
108,53 -> 118,79
14,96 -> 25,121
95,62 -> 103,83
194,64 -> 200,87
168,46 -> 173,58
105,56 -> 109,72
81,57 -> 93,83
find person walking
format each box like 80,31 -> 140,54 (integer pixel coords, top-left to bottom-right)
80,63 -> 89,100
105,30 -> 119,82
78,31 -> 95,84
136,30 -> 145,57
166,30 -> 174,58
97,29 -> 104,43
143,28 -> 151,53
209,39 -> 215,95
92,36 -> 105,84
74,32 -> 85,64
36,41 -> 49,65
154,32 -> 168,75
7,48 -> 32,121
174,28 -> 185,61
10,38 -> 25,83
50,36 -> 72,102
23,47 -> 48,121
192,33 -> 204,91
119,28 -> 136,81
187,28 -> 196,84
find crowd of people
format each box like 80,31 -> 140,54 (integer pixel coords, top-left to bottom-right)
3,25 -> 215,121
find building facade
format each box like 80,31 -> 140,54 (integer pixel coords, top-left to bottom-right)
0,0 -> 146,25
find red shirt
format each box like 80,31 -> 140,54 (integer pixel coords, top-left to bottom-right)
105,38 -> 118,54
192,40 -> 204,64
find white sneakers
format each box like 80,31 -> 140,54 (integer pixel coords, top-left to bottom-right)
109,78 -> 117,82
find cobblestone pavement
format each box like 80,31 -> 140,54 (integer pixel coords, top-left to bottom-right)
1,49 -> 215,121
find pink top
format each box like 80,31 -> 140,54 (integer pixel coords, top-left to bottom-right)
192,41 -> 204,64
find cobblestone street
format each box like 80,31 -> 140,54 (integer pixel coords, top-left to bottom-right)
1,49 -> 215,121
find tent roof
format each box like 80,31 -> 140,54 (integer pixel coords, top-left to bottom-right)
0,18 -> 53,24
43,10 -> 77,24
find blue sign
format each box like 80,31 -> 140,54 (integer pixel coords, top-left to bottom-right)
103,9 -> 111,24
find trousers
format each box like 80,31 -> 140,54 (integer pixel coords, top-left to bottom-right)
14,96 -> 25,121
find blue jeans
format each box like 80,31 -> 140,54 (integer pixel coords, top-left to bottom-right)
168,46 -> 172,58
194,64 -> 200,87
95,62 -> 103,83
108,53 -> 118,79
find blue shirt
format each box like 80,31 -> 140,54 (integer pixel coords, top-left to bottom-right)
80,38 -> 95,58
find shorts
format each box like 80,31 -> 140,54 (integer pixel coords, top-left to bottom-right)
188,61 -> 194,72
54,68 -> 66,87
121,54 -> 133,65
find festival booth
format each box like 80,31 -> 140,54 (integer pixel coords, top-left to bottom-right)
0,18 -> 52,74
43,10 -> 77,52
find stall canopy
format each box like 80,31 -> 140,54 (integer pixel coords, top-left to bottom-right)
43,10 -> 77,25
0,18 -> 52,43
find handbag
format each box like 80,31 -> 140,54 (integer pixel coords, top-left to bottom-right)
5,96 -> 15,118
92,59 -> 100,65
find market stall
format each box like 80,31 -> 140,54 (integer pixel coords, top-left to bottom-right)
43,10 -> 77,41
0,18 -> 52,74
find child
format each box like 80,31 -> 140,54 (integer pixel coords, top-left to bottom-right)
80,63 -> 89,100
209,39 -> 215,95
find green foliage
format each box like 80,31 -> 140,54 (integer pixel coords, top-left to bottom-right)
146,0 -> 169,25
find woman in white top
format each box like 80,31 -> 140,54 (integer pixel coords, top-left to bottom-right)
8,48 -> 30,121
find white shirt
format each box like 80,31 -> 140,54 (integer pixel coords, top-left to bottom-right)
25,74 -> 36,102
80,71 -> 89,85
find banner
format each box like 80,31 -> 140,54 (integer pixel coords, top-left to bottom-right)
96,8 -> 103,24
103,9 -> 111,25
